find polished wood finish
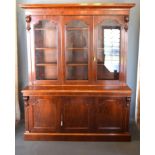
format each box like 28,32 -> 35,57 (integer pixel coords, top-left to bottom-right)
95,97 -> 124,132
18,3 -> 135,9
28,96 -> 61,133
18,3 -> 135,16
24,132 -> 131,141
62,97 -> 92,132
137,84 -> 140,129
22,85 -> 131,97
19,3 -> 134,141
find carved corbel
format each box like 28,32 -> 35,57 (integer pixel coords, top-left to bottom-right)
26,15 -> 31,31
126,97 -> 131,107
124,16 -> 129,32
23,96 -> 29,107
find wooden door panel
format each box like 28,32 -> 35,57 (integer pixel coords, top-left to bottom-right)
62,97 -> 92,132
29,96 -> 61,132
95,97 -> 125,132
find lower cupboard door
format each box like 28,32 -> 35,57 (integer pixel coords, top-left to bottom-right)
62,97 -> 92,132
28,96 -> 61,133
95,97 -> 125,133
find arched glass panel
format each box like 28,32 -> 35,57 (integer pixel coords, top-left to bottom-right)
34,20 -> 58,80
65,20 -> 88,80
96,20 -> 121,80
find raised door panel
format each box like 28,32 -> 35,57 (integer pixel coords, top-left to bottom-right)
30,16 -> 61,85
95,97 -> 125,132
29,96 -> 61,132
62,97 -> 92,132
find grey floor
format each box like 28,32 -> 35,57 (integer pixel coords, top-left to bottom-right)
16,122 -> 140,155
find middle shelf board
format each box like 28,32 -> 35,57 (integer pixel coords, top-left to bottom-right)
66,63 -> 88,66
36,63 -> 57,66
35,48 -> 88,51
35,47 -> 57,51
67,48 -> 88,50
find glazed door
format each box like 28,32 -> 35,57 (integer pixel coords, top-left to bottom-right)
30,16 -> 61,85
94,97 -> 125,133
28,96 -> 61,132
93,16 -> 125,85
62,97 -> 93,132
63,16 -> 93,84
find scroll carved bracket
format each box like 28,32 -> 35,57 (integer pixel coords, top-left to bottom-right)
23,96 -> 29,107
126,97 -> 131,107
124,16 -> 129,32
26,15 -> 31,31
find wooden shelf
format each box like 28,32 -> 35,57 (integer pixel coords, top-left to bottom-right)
35,47 -> 57,50
67,48 -> 88,51
36,63 -> 57,66
37,78 -> 57,80
66,63 -> 88,66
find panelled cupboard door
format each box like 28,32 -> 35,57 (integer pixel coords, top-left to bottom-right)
62,97 -> 93,132
93,16 -> 125,85
28,96 -> 61,133
63,16 -> 93,84
30,16 -> 61,85
94,97 -> 125,133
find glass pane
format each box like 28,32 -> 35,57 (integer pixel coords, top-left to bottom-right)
34,20 -> 58,80
34,30 -> 57,48
65,20 -> 88,80
66,66 -> 88,80
35,50 -> 57,64
66,20 -> 87,28
66,50 -> 88,63
97,20 -> 120,80
36,66 -> 57,80
66,30 -> 88,48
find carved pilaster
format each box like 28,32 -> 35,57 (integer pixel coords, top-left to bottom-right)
124,16 -> 129,32
23,96 -> 30,132
26,15 -> 31,31
126,97 -> 131,107
23,96 -> 29,107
